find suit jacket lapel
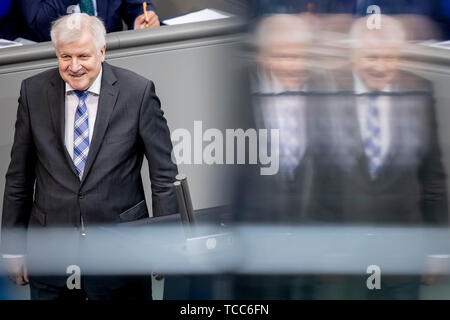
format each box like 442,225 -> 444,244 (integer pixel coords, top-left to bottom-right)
81,63 -> 119,183
347,96 -> 373,181
381,95 -> 401,172
47,74 -> 79,177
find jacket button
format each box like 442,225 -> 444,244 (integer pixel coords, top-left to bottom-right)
78,193 -> 84,199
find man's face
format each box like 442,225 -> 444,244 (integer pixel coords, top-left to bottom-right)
352,40 -> 401,91
259,42 -> 309,91
56,31 -> 105,90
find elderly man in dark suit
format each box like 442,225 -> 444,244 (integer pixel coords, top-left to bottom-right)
309,15 -> 448,299
1,13 -> 177,299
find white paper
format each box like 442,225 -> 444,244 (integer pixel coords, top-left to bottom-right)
163,8 -> 232,26
14,37 -> 37,45
0,39 -> 23,49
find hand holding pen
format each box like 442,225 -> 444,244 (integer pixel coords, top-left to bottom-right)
134,1 -> 160,29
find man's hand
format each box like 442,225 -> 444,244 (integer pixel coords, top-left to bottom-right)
134,11 -> 160,29
3,256 -> 29,285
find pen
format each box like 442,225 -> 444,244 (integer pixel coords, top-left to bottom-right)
143,1 -> 149,28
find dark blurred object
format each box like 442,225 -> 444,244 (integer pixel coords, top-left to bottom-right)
250,0 -> 450,39
175,174 -> 196,225
0,0 -> 11,21
0,262 -> 9,299
0,0 -> 12,39
249,0 -> 354,17
0,0 -> 156,42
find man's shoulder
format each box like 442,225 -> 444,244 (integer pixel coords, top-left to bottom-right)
106,63 -> 153,89
22,67 -> 60,87
395,70 -> 433,93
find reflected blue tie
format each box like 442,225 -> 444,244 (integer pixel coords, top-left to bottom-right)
73,90 -> 89,179
364,95 -> 381,179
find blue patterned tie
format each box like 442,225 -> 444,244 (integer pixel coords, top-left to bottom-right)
73,90 -> 89,179
364,94 -> 381,179
279,108 -> 301,175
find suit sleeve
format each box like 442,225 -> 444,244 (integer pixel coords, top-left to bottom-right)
419,93 -> 449,225
19,0 -> 77,42
1,80 -> 37,254
122,0 -> 157,29
138,80 -> 178,217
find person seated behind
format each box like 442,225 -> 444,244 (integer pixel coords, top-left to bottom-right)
0,0 -> 12,38
0,0 -> 11,21
1,0 -> 159,42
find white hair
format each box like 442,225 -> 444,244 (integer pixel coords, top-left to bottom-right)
255,14 -> 312,50
349,15 -> 406,48
50,13 -> 106,51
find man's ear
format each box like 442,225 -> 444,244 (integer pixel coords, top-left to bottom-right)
100,45 -> 106,62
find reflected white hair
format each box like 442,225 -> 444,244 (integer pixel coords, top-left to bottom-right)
50,13 -> 106,51
255,14 -> 312,49
349,15 -> 406,48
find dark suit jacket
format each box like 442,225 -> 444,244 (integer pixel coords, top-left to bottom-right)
1,62 -> 178,255
1,0 -> 156,42
235,69 -> 331,224
308,70 -> 448,225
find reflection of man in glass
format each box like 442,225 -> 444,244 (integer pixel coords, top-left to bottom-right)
311,15 -> 448,299
241,13 -> 329,224
254,14 -> 313,179
234,14 -> 328,299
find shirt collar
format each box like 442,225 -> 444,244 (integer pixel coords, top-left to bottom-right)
353,71 -> 391,95
65,67 -> 102,95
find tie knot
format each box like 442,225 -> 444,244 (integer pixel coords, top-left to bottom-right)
73,90 -> 88,101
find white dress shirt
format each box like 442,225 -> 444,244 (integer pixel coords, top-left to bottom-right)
354,72 -> 391,164
255,70 -> 307,173
65,68 -> 102,159
2,69 -> 102,258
